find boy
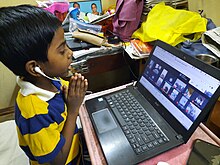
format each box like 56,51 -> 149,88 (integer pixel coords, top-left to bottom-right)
0,5 -> 88,165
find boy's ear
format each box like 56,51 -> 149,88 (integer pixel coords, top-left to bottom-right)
25,60 -> 40,76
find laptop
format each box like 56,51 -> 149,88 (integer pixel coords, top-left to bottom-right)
85,40 -> 220,165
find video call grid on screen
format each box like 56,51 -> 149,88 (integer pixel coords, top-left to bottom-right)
69,0 -> 102,14
139,46 -> 220,130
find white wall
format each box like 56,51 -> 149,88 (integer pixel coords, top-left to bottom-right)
0,64 -> 18,109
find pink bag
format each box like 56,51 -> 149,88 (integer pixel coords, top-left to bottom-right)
113,0 -> 144,42
44,2 -> 69,14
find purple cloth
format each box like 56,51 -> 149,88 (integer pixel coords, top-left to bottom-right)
44,2 -> 69,14
113,0 -> 144,42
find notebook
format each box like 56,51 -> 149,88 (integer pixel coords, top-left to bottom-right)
85,40 -> 220,165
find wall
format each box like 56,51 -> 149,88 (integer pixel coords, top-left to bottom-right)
0,0 -> 36,6
0,64 -> 18,109
188,0 -> 220,26
0,0 -> 116,9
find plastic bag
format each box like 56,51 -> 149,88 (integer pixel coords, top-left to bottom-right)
69,18 -> 102,33
132,2 -> 207,46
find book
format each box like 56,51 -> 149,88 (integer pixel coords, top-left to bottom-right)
130,39 -> 153,57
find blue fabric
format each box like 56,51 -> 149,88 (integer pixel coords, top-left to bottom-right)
178,18 -> 216,57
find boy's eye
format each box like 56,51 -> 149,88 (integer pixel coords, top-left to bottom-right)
60,50 -> 65,54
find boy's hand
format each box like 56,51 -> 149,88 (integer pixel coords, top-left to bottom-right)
62,73 -> 88,115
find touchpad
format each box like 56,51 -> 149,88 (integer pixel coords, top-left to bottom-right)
92,108 -> 117,134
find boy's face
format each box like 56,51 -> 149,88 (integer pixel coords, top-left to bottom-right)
41,27 -> 73,78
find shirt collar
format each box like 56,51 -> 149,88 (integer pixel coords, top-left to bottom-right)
16,76 -> 57,101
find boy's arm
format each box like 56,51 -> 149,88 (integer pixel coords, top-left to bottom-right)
51,73 -> 88,165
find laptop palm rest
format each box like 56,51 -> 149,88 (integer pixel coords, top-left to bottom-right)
92,108 -> 117,134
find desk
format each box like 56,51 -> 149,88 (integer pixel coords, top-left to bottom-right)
79,83 -> 220,165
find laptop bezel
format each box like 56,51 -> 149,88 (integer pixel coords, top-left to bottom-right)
135,40 -> 220,142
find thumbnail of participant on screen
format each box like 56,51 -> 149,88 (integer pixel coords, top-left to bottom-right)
173,79 -> 187,92
162,82 -> 172,94
152,63 -> 162,75
183,87 -> 194,99
160,69 -> 168,79
148,60 -> 154,70
185,102 -> 201,121
193,95 -> 206,106
156,77 -> 163,87
169,89 -> 179,101
177,96 -> 188,109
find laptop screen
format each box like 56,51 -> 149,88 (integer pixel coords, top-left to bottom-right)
139,46 -> 220,130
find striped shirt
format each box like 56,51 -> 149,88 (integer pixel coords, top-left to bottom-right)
15,77 -> 81,165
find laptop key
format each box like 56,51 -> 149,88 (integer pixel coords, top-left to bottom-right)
132,129 -> 137,134
141,134 -> 149,143
153,141 -> 159,146
122,126 -> 128,131
152,132 -> 160,139
129,125 -> 135,130
125,130 -> 131,135
134,134 -> 144,146
129,138 -> 136,144
147,143 -> 154,149
142,145 -> 148,151
127,121 -> 133,126
138,130 -> 144,134
158,138 -> 164,144
148,135 -> 155,141
135,125 -> 141,130
134,148 -> 143,154
111,107 -> 126,126
127,134 -> 134,139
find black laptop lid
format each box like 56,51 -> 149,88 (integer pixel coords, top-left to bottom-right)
136,40 -> 220,142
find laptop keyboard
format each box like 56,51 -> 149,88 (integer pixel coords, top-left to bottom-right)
105,90 -> 169,155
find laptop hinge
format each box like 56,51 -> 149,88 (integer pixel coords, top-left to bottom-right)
176,134 -> 183,140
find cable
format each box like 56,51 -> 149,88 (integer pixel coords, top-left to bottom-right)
122,50 -> 139,80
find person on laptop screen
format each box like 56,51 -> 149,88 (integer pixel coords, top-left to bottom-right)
0,5 -> 88,165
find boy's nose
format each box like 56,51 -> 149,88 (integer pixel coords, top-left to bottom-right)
67,49 -> 73,59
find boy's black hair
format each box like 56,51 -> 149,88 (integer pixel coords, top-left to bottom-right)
0,5 -> 61,76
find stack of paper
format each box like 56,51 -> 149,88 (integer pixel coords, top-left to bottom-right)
202,27 -> 220,58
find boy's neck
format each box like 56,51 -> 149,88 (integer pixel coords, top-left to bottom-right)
24,76 -> 58,92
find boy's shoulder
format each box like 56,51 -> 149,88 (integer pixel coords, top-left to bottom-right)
16,91 -> 49,118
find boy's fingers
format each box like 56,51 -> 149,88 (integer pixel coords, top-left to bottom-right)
80,76 -> 85,91
69,75 -> 77,95
84,79 -> 88,92
61,85 -> 68,101
75,74 -> 82,95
